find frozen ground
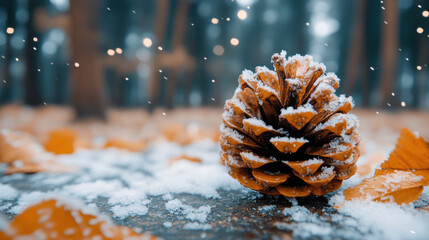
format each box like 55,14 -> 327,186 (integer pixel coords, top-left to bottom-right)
0,109 -> 429,239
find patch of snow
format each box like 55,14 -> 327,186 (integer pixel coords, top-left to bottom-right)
0,183 -> 18,201
183,222 -> 212,230
258,205 -> 276,213
165,199 -> 211,223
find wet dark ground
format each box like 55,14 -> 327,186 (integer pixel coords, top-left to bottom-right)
0,173 -> 371,240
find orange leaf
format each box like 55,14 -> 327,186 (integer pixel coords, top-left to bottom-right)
341,128 -> 429,206
373,186 -> 423,204
104,138 -> 147,152
0,130 -> 75,174
380,128 -> 429,171
168,155 -> 202,166
44,128 -> 76,154
0,199 -> 157,240
343,170 -> 429,204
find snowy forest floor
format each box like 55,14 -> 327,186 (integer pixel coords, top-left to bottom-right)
0,107 -> 429,239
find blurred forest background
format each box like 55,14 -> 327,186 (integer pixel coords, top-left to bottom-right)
0,0 -> 427,118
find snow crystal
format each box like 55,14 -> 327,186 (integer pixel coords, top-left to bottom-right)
183,222 -> 212,230
107,188 -> 146,206
111,203 -> 149,219
220,124 -> 244,143
270,136 -> 308,144
165,199 -> 211,223
310,166 -> 334,181
314,114 -> 345,132
280,103 -> 316,117
241,69 -> 255,82
241,152 -> 276,163
336,201 -> 429,240
258,205 -> 276,213
255,66 -> 271,74
62,180 -> 124,201
0,183 -> 18,201
243,117 -> 274,130
228,98 -> 248,114
300,158 -> 323,167
326,95 -> 354,111
256,82 -> 277,95
163,222 -> 172,228
283,206 -> 319,223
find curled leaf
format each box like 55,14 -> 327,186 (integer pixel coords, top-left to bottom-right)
341,128 -> 429,206
343,170 -> 429,204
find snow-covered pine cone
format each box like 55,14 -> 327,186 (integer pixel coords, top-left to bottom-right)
220,51 -> 360,197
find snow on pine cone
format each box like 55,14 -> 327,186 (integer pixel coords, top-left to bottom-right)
220,51 -> 360,197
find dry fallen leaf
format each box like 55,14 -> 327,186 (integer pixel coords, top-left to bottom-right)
168,155 -> 202,166
0,130 -> 75,174
104,138 -> 147,152
44,128 -> 77,154
342,128 -> 429,205
378,128 -> 429,171
0,199 -> 157,240
343,171 -> 429,204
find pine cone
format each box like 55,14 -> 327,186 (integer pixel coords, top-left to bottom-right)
220,51 -> 360,197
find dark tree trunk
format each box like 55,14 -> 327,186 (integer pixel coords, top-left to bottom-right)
24,0 -> 41,106
69,0 -> 106,119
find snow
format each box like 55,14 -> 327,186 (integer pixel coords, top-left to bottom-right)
241,151 -> 276,163
258,205 -> 276,213
301,158 -> 324,167
165,199 -> 211,223
241,69 -> 255,82
280,103 -> 316,117
270,136 -> 308,144
0,184 -> 18,201
183,222 -> 212,230
309,166 -> 334,181
111,203 -> 149,219
163,222 -> 172,228
1,140 -> 245,219
334,201 -> 429,240
242,117 -> 274,130
220,123 -> 244,143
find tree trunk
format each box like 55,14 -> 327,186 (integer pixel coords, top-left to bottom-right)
24,0 -> 41,106
378,0 -> 398,107
69,0 -> 105,119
